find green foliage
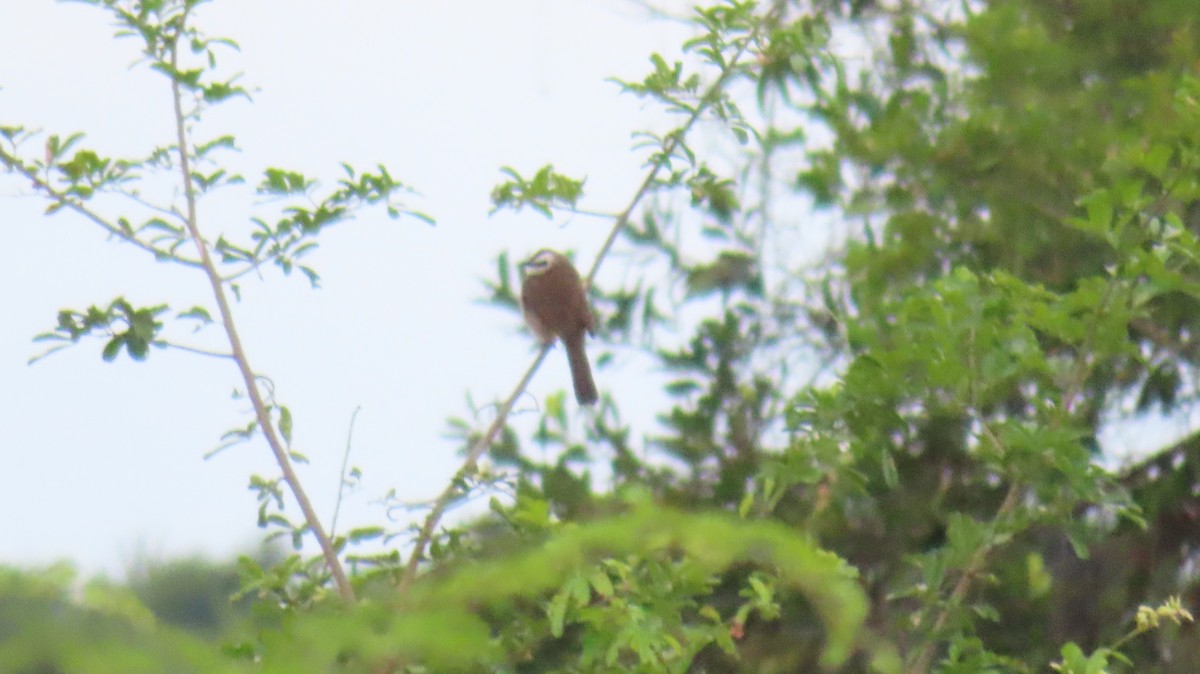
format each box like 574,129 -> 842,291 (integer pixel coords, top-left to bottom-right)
32,298 -> 168,363
401,497 -> 867,671
491,165 -> 586,218
0,564 -> 250,673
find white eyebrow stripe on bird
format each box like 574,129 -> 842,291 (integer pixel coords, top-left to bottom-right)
522,251 -> 556,273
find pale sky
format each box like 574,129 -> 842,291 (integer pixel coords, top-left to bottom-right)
0,1 -> 1181,581
1,0 -> 697,579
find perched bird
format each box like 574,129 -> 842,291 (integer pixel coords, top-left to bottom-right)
519,249 -> 598,405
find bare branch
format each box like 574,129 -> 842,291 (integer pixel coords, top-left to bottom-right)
330,406 -> 362,539
399,347 -> 551,595
164,10 -> 354,601
154,340 -> 233,359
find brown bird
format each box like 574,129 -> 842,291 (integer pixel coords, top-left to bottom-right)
520,249 -> 598,405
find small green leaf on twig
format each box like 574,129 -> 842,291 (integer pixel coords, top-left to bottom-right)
490,164 -> 585,217
279,405 -> 293,445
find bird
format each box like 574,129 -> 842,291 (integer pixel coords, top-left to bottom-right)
519,249 -> 598,405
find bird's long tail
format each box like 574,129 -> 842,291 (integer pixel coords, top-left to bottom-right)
564,333 -> 598,405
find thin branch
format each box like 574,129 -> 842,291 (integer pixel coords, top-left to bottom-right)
0,145 -> 202,267
220,258 -> 269,283
622,0 -> 693,24
154,340 -> 234,359
330,405 -> 362,539
398,23 -> 756,597
584,48 -> 751,287
1057,280 -> 1117,427
906,457 -> 1020,674
164,14 -> 354,601
114,186 -> 189,223
561,207 -> 620,219
398,347 -> 551,595
905,323 -> 1021,673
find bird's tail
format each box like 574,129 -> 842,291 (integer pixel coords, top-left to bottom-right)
564,333 -> 598,405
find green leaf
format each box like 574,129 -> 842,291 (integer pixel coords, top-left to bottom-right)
880,449 -> 898,488
177,306 -> 213,324
547,585 -> 570,638
489,164 -> 585,216
589,568 -> 614,598
1078,189 -> 1113,236
101,336 -> 123,362
347,526 -> 385,543
126,335 -> 150,360
258,168 -> 312,195
129,308 -> 160,341
278,406 -> 293,445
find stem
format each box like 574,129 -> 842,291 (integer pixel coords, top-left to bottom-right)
399,25 -> 755,597
904,328 -> 1019,673
165,15 -> 354,601
330,406 -> 362,539
584,42 -> 749,287
115,186 -> 190,223
906,478 -> 1021,674
155,340 -> 234,359
398,348 -> 550,595
0,145 -> 201,267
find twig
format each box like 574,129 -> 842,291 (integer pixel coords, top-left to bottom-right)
154,340 -> 234,359
0,145 -> 201,267
905,326 -> 1020,673
906,469 -> 1020,674
398,348 -> 550,595
398,22 -> 755,597
331,405 -> 362,538
220,257 -> 269,283
114,186 -> 189,223
562,207 -> 620,219
584,51 -> 747,288
164,13 -> 354,602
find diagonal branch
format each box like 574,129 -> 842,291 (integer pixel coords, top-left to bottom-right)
0,145 -> 202,267
330,405 -> 363,539
164,12 -> 354,601
398,348 -> 550,595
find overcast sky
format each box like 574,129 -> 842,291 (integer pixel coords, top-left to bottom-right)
1,1 -> 1183,582
1,0 -> 703,579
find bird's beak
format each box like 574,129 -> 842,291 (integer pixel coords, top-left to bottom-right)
518,253 -> 542,273
517,258 -> 533,282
